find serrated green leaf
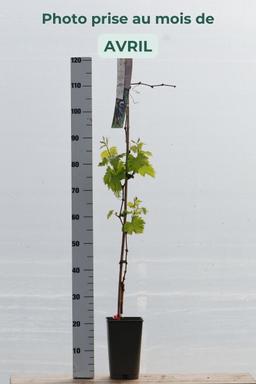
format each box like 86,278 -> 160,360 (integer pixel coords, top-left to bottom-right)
137,142 -> 144,151
138,164 -> 155,177
109,157 -> 125,172
130,141 -> 146,154
123,221 -> 134,234
123,215 -> 145,235
100,146 -> 118,160
128,153 -> 148,173
131,216 -> 145,234
103,167 -> 123,197
130,145 -> 138,154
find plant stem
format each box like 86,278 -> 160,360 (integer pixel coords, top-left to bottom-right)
117,102 -> 130,317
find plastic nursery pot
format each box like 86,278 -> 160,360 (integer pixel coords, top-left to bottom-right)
106,317 -> 143,380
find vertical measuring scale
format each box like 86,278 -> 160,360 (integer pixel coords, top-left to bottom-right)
71,57 -> 94,379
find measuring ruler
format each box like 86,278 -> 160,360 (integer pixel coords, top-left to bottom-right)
71,57 -> 94,379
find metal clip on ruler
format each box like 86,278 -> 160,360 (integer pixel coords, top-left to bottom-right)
71,57 -> 94,379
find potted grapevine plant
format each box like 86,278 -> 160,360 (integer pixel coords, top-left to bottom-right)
98,100 -> 155,379
99,58 -> 175,379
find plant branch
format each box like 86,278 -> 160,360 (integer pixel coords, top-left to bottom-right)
121,235 -> 129,288
131,81 -> 176,89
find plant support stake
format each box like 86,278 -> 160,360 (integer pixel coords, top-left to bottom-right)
117,103 -> 130,317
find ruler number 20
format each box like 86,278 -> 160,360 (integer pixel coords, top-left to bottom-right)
73,321 -> 81,327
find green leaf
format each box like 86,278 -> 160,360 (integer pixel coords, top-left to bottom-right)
123,215 -> 145,235
109,157 -> 125,172
132,216 -> 145,233
128,152 -> 148,173
134,197 -> 142,205
122,210 -> 132,216
130,141 -> 145,154
138,164 -> 155,177
137,142 -> 144,151
98,157 -> 108,167
141,207 -> 147,215
103,167 -> 123,197
107,210 -> 114,219
100,146 -> 118,160
123,221 -> 134,234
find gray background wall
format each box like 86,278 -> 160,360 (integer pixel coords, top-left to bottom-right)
1,0 -> 256,383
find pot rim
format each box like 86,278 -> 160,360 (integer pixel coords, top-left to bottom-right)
106,316 -> 143,322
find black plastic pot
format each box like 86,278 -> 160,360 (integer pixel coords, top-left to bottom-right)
106,317 -> 143,380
